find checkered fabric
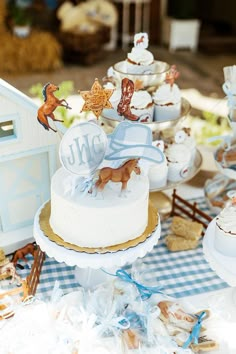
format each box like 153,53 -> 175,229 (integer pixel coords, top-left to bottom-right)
12,197 -> 229,300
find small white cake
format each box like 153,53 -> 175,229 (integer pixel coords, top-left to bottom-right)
130,90 -> 154,122
50,167 -> 150,248
215,205 -> 236,257
153,83 -> 181,121
165,143 -> 191,183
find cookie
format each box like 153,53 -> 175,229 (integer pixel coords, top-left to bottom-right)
171,216 -> 203,240
166,234 -> 199,251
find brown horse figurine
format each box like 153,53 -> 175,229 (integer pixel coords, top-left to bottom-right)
37,82 -> 71,132
11,243 -> 36,269
94,158 -> 141,196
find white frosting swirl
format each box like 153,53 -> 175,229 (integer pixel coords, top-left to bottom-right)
127,47 -> 154,66
103,82 -> 121,104
165,143 -> 191,163
153,83 -> 181,105
131,91 -> 153,109
216,205 -> 236,234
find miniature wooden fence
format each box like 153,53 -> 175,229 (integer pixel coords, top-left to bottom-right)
171,189 -> 213,234
26,246 -> 45,296
0,246 -> 45,306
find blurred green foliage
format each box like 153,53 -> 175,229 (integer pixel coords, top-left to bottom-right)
187,110 -> 232,147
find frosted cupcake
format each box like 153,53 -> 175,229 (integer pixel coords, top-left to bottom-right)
215,193 -> 236,256
177,127 -> 197,167
165,131 -> 191,183
148,141 -> 168,189
103,81 -> 121,111
153,65 -> 181,121
130,90 -> 154,122
126,33 -> 155,74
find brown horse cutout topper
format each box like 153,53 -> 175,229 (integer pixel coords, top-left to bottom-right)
37,82 -> 71,133
94,158 -> 141,197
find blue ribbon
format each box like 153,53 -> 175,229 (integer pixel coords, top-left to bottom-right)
115,269 -> 164,301
79,176 -> 95,196
182,311 -> 207,349
222,83 -> 236,110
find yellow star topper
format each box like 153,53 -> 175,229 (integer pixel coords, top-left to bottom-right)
79,78 -> 114,119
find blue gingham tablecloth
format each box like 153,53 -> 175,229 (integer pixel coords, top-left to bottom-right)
13,197 -> 229,300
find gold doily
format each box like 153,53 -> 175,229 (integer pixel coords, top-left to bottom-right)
39,201 -> 158,254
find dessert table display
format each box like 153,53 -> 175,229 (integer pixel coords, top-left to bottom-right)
2,36 -> 236,353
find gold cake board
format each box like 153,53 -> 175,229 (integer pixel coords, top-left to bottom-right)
39,201 -> 158,254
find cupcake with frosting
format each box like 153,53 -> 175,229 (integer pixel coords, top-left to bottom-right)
215,192 -> 236,257
130,90 -> 154,122
153,65 -> 181,121
165,131 -> 191,183
126,33 -> 155,74
103,81 -> 121,111
179,127 -> 197,166
148,140 -> 168,189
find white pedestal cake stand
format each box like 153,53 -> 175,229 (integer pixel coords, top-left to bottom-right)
203,218 -> 236,303
33,202 -> 161,289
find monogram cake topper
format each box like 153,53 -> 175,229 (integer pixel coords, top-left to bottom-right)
59,121 -> 108,176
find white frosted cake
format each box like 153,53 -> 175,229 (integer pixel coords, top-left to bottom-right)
215,205 -> 236,257
50,167 -> 149,248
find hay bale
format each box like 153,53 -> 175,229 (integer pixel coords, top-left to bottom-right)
0,30 -> 62,73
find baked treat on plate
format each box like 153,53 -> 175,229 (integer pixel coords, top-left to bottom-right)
130,90 -> 154,122
126,32 -> 155,74
153,65 -> 181,122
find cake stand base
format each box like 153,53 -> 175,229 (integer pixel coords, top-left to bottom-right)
34,202 -> 161,290
74,267 -> 116,289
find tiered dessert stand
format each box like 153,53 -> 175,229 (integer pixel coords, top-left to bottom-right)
34,202 -> 161,289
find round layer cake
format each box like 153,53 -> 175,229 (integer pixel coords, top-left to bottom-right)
50,168 -> 149,248
215,205 -> 236,257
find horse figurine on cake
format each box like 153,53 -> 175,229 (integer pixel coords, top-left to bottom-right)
37,82 -> 71,133
93,158 -> 141,197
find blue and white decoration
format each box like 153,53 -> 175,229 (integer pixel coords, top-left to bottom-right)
59,121 -> 107,176
105,121 -> 165,164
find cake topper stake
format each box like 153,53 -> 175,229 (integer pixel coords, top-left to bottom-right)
37,83 -> 71,133
117,78 -> 139,121
165,65 -> 180,87
79,78 -> 114,119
